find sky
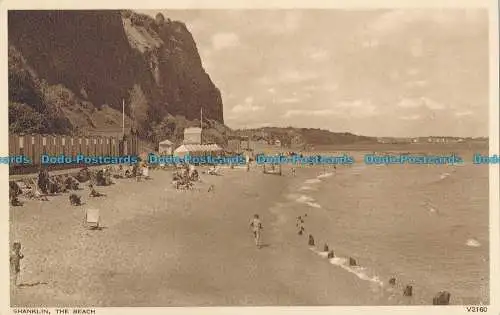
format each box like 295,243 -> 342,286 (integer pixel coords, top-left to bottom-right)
139,9 -> 489,137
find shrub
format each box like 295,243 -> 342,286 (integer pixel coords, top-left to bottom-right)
121,10 -> 133,19
8,102 -> 47,133
130,14 -> 143,26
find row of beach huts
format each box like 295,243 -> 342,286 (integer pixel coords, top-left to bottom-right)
8,132 -> 140,175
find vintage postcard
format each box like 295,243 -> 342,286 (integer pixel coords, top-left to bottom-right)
1,0 -> 498,314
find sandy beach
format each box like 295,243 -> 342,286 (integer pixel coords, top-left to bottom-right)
9,147 -> 489,307
10,165 -> 387,307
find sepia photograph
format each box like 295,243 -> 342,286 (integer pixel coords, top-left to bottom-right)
2,0 -> 499,313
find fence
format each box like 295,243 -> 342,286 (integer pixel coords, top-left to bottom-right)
8,133 -> 139,175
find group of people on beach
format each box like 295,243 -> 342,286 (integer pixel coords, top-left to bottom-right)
296,215 -> 306,235
9,160 -> 155,289
123,162 -> 149,181
172,163 -> 200,190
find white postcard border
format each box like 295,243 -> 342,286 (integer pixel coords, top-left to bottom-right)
0,0 -> 498,314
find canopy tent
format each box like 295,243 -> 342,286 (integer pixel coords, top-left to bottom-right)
158,139 -> 174,155
174,144 -> 222,158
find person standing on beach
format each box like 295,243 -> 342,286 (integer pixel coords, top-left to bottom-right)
142,162 -> 149,179
10,242 -> 24,287
37,168 -> 49,194
250,214 -> 263,248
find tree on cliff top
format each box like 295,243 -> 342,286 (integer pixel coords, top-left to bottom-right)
155,13 -> 165,26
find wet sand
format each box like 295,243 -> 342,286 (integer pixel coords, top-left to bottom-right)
10,166 -> 381,307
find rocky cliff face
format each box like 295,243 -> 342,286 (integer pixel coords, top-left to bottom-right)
8,10 -> 224,138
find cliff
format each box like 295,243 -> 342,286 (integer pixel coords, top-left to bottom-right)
8,10 -> 225,141
235,127 -> 378,147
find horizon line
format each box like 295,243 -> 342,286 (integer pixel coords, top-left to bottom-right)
227,125 -> 489,139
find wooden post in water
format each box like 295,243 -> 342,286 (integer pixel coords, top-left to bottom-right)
433,291 -> 451,305
403,285 -> 413,297
308,235 -> 315,246
349,257 -> 357,266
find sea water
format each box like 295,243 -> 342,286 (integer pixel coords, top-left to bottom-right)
282,157 -> 489,305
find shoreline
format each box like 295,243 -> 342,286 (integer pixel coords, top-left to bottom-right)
282,164 -> 488,305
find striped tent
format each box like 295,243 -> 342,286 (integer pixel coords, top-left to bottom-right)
173,144 -> 222,158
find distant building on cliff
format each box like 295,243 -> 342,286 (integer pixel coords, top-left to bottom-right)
290,135 -> 304,149
255,138 -> 268,146
427,137 -> 447,143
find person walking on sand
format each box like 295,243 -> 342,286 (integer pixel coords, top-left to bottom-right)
250,214 -> 263,248
296,216 -> 305,235
10,242 -> 24,287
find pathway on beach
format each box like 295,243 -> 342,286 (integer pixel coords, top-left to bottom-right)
10,167 -> 380,307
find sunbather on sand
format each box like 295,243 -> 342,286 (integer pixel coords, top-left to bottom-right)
29,179 -> 48,201
88,184 -> 105,197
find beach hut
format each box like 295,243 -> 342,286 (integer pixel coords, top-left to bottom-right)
158,139 -> 174,155
183,127 -> 202,144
